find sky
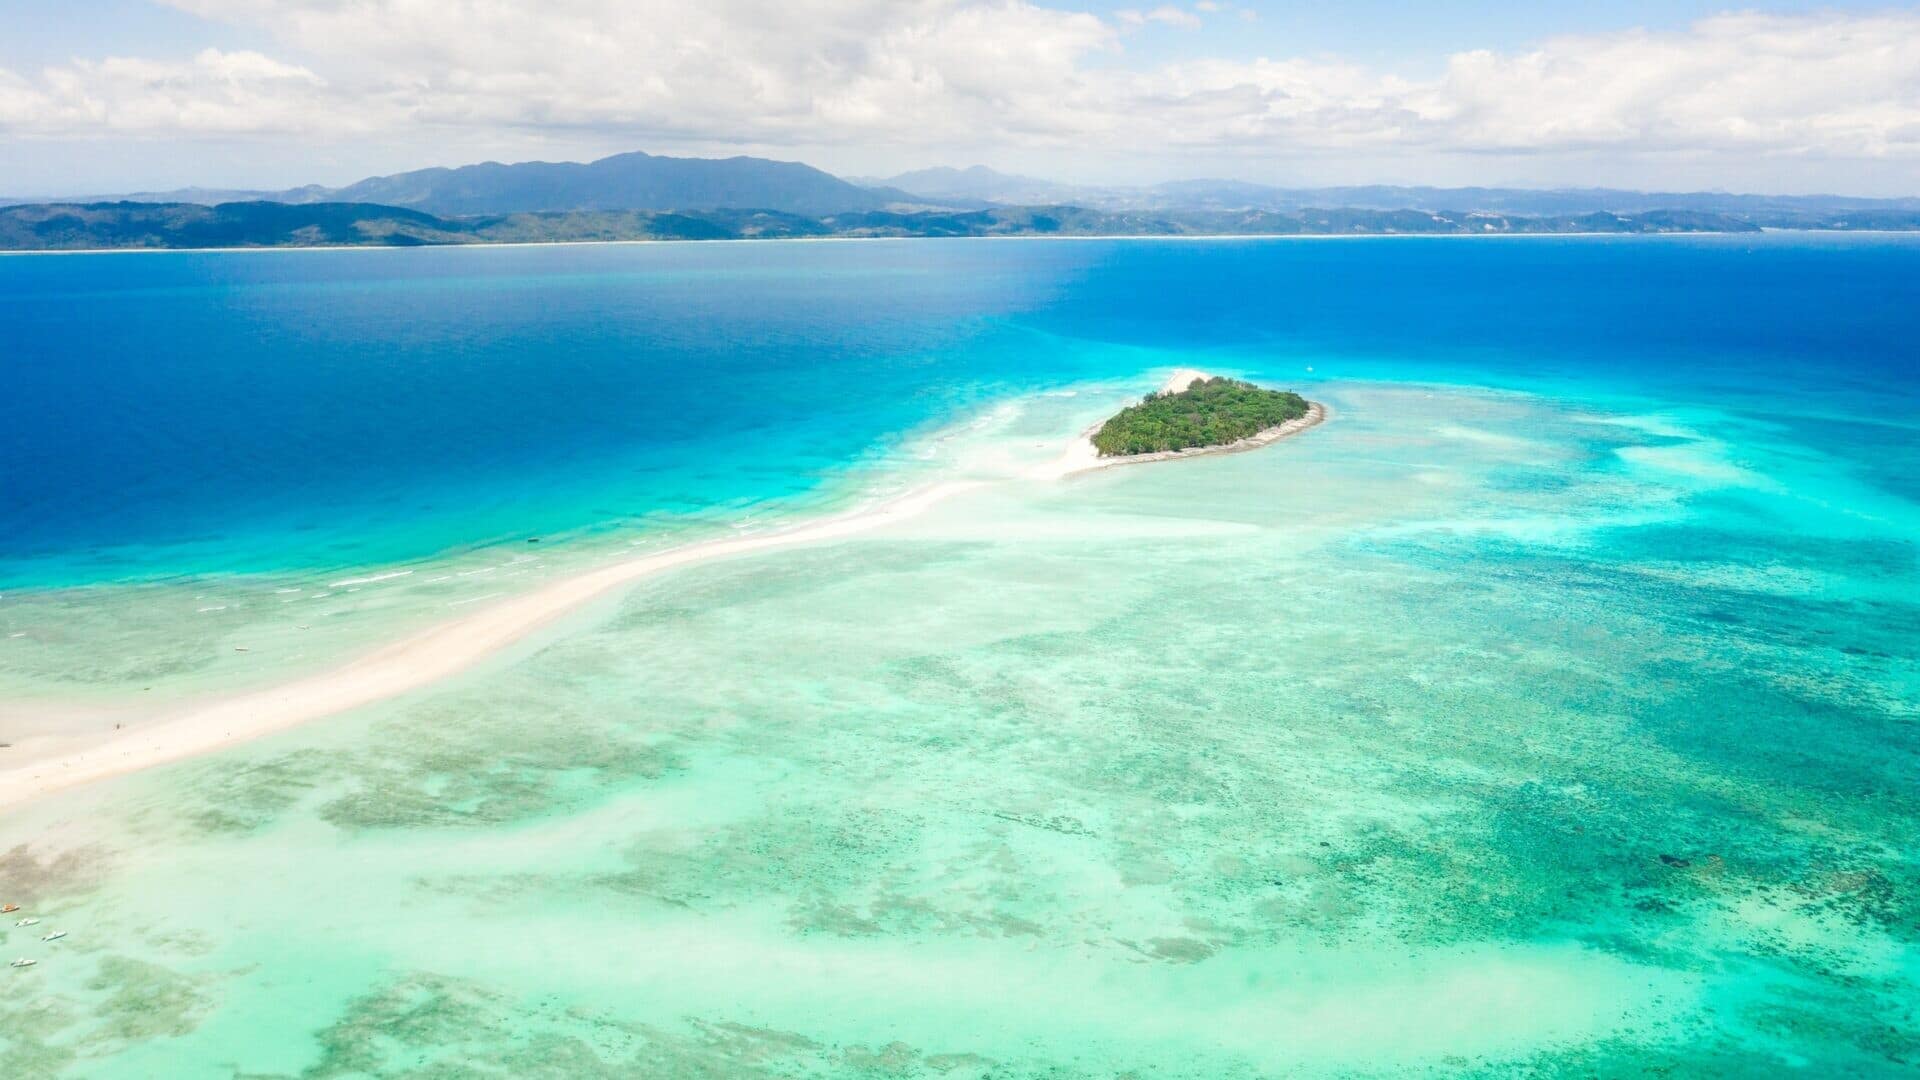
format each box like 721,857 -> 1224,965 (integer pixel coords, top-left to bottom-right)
3,1 -> 1919,196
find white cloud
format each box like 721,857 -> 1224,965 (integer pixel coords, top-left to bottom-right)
2,48 -> 335,134
1402,13 -> 1920,157
132,0 -> 1121,143
1118,6 -> 1204,30
4,4 -> 1919,181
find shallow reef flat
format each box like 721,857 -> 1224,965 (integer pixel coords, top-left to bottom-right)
1,379 -> 1915,1077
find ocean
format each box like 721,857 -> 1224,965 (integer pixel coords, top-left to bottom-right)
1,235 -> 1916,1076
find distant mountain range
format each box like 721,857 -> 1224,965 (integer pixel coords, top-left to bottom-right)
849,165 -> 1056,206
15,151 -> 1920,224
862,165 -> 1920,223
5,151 -> 1919,250
5,151 -> 923,218
323,151 -> 912,217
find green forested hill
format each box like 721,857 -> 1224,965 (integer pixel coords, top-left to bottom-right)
0,200 -> 1816,251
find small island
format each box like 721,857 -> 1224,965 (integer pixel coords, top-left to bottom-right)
1092,375 -> 1320,457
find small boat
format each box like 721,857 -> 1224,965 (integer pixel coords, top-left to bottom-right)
9,958 -> 34,969
14,918 -> 38,927
39,930 -> 65,942
0,904 -> 17,913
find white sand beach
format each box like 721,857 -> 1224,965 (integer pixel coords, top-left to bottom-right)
0,375 -> 1324,807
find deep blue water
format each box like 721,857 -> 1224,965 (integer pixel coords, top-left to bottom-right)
3,235 -> 1917,585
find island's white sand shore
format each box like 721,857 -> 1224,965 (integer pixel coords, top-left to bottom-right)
1158,368 -> 1213,395
0,375 -> 1324,807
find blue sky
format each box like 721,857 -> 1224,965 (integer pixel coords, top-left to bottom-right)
3,1 -> 1918,195
1086,1 -> 1852,65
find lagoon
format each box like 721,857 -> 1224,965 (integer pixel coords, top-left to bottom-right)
1,235 -> 1916,1075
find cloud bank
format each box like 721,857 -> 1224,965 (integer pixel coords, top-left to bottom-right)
4,3 -> 1918,187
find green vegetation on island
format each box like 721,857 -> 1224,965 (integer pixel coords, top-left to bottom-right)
1092,377 -> 1311,457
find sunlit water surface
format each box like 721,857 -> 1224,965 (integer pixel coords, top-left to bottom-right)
1,237 -> 1916,1076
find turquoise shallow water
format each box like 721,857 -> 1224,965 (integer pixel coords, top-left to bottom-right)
1,237 -> 1917,1076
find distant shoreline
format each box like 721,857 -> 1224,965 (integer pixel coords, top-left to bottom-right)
8,229 -> 1904,257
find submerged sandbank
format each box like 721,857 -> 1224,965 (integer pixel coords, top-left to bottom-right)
0,376 -> 1325,807
0,481 -> 978,807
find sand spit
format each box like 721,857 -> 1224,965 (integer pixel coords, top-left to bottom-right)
0,373 -> 1325,807
0,481 -> 978,807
